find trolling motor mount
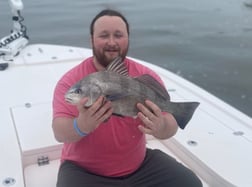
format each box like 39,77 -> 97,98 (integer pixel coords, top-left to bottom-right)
0,0 -> 29,67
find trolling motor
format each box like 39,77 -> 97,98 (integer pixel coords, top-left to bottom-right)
0,0 -> 29,70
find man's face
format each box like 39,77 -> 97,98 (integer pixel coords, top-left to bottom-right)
91,15 -> 129,67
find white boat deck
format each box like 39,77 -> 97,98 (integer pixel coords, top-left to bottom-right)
1,44 -> 252,187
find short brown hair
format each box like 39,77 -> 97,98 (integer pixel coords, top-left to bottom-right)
90,9 -> 129,36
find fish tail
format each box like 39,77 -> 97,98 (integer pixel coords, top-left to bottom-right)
165,101 -> 200,129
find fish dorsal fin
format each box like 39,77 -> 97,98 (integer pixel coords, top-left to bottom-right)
135,74 -> 170,100
106,56 -> 128,76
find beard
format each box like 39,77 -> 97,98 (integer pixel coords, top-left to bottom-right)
92,43 -> 129,68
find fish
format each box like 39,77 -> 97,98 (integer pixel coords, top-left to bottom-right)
65,57 -> 200,129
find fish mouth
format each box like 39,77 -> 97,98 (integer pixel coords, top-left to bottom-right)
65,97 -> 73,103
64,95 -> 77,104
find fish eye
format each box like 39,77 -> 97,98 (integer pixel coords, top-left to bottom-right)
74,88 -> 82,94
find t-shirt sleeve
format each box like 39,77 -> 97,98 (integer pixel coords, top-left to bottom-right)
52,57 -> 94,120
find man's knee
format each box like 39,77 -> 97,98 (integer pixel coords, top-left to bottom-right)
182,169 -> 203,187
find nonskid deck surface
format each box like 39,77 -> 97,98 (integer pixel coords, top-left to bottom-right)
1,44 -> 251,187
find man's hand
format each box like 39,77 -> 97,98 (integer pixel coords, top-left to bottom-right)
76,96 -> 113,134
137,100 -> 178,139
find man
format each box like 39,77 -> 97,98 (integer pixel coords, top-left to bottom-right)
52,9 -> 202,187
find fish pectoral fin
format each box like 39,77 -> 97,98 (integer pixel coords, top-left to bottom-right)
105,93 -> 130,101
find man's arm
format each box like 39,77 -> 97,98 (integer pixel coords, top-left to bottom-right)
52,117 -> 82,143
52,96 -> 113,143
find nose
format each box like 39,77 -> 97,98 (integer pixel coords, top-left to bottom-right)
107,35 -> 116,45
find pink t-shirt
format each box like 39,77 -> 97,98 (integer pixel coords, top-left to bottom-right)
53,57 -> 165,177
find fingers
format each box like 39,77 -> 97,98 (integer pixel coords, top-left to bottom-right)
77,97 -> 89,111
137,111 -> 156,131
93,100 -> 113,123
144,100 -> 162,117
76,96 -> 113,134
137,100 -> 161,120
88,96 -> 105,115
98,107 -> 113,123
137,100 -> 164,136
138,124 -> 153,135
84,96 -> 113,122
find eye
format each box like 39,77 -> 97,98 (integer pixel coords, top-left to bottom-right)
114,32 -> 123,38
99,33 -> 109,39
74,88 -> 82,94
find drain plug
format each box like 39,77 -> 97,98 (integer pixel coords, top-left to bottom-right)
187,140 -> 198,146
2,177 -> 16,186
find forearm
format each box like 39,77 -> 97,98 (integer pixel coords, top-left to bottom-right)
52,97 -> 113,143
52,117 -> 83,143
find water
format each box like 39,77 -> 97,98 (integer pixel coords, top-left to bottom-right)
1,0 -> 252,117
